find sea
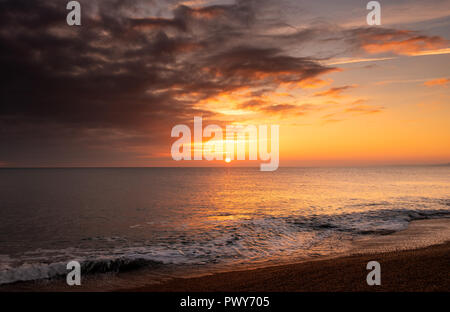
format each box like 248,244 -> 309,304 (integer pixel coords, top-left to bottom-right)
0,166 -> 449,288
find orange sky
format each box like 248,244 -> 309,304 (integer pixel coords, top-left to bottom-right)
1,0 -> 449,167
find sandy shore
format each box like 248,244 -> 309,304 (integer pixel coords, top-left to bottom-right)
127,242 -> 450,292
1,219 -> 449,292
126,219 -> 450,292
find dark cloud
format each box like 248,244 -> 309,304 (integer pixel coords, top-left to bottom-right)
0,0 -> 338,166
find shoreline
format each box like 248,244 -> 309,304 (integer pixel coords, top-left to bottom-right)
1,219 -> 449,292
125,218 -> 450,292
125,242 -> 450,292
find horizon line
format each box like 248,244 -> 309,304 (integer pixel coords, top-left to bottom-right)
1,163 -> 449,169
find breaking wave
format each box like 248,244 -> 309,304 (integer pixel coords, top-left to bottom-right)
1,205 -> 449,286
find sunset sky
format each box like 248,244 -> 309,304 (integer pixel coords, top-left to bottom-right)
1,0 -> 449,167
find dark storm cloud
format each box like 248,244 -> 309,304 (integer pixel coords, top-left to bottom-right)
0,0 -> 338,165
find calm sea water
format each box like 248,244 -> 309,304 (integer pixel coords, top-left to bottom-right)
0,167 -> 449,285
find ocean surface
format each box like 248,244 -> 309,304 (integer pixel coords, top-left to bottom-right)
0,167 -> 449,287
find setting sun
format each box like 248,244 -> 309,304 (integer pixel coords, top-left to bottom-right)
225,157 -> 232,163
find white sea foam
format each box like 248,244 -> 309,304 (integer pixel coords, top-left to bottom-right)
1,207 -> 448,285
